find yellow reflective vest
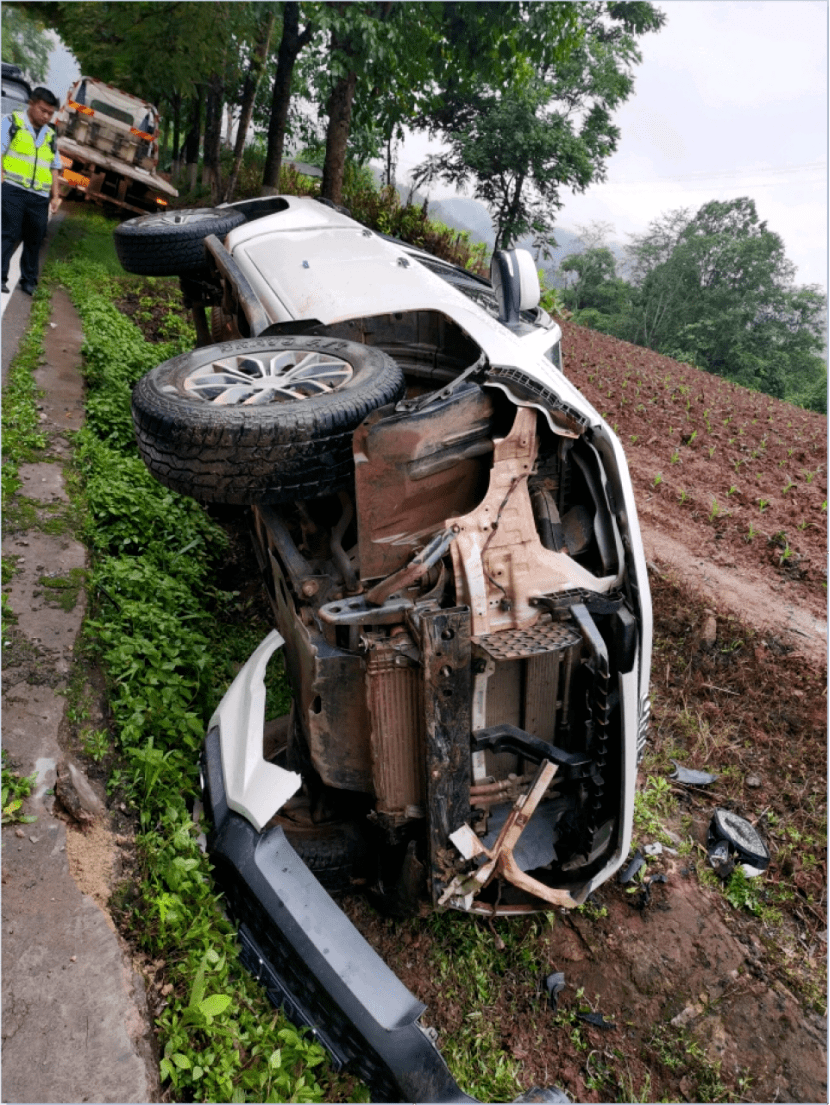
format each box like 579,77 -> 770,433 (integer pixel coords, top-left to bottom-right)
3,111 -> 57,196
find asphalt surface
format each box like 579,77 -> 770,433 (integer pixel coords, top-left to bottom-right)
2,223 -> 159,1102
1,209 -> 65,385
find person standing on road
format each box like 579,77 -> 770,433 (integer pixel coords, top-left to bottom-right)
1,87 -> 62,296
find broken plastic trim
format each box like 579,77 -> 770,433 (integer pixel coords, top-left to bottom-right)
202,728 -> 569,1102
707,808 -> 770,875
442,760 -> 579,910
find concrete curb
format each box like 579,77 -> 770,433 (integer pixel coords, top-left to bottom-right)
2,275 -> 159,1102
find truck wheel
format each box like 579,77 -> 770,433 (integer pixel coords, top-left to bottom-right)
131,336 -> 405,504
113,206 -> 246,276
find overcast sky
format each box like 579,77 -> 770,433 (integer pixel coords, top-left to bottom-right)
45,0 -> 827,288
397,0 -> 828,289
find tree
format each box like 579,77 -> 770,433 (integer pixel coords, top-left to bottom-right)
2,6 -> 51,82
561,247 -> 630,316
624,207 -> 692,348
260,1 -> 315,195
225,5 -> 278,201
414,2 -> 665,251
625,197 -> 826,407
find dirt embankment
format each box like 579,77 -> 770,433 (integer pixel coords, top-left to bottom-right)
560,320 -> 827,665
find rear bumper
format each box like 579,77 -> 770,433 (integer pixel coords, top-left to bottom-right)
202,725 -> 478,1103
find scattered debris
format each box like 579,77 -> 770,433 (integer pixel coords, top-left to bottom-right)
618,850 -> 645,884
54,761 -> 105,828
707,840 -> 735,879
628,872 -> 668,910
707,807 -> 770,876
644,841 -> 663,856
577,1011 -> 616,1030
670,759 -> 719,787
746,774 -> 763,789
544,971 -> 566,1013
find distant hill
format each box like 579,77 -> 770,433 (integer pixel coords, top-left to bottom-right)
395,188 -> 626,288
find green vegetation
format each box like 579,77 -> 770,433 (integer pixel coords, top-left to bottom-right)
2,752 -> 37,826
559,198 -> 826,412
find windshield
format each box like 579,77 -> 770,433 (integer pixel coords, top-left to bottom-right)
89,98 -> 135,126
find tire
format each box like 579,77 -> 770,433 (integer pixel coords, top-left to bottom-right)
273,816 -> 369,895
210,304 -> 236,343
131,336 -> 406,504
113,206 -> 246,276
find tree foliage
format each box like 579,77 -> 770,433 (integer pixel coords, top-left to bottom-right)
562,199 -> 827,412
561,246 -> 631,320
413,1 -> 665,251
2,5 -> 51,82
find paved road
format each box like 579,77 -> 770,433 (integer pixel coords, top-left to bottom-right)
1,211 -> 65,385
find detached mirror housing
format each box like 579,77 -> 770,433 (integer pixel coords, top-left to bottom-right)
490,248 -> 541,325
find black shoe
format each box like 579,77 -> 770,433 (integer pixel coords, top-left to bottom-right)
1,283 -> 8,294
19,283 -> 34,296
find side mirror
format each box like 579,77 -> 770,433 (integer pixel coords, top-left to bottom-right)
490,248 -> 541,325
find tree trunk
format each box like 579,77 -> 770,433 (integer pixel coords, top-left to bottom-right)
497,172 -> 527,250
384,132 -> 396,189
262,2 -> 314,195
184,88 -> 203,192
225,5 -> 277,202
321,69 -> 356,205
171,93 -> 182,176
320,2 -> 393,204
203,75 -> 223,200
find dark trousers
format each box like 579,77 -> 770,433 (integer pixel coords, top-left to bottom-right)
2,182 -> 50,288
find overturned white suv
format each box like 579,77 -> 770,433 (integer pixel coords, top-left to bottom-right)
116,196 -> 652,1101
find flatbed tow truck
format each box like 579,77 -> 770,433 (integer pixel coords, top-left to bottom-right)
54,76 -> 177,215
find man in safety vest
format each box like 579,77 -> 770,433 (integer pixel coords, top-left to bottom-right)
2,87 -> 62,296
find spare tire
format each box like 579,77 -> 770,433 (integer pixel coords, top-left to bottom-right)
113,206 -> 246,276
131,336 -> 405,504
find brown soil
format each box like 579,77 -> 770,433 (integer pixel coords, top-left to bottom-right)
561,321 -> 827,655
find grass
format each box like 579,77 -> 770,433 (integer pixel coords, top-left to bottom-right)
1,751 -> 37,826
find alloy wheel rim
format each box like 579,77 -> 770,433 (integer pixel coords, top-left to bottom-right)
176,349 -> 355,405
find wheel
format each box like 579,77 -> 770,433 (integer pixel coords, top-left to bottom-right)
271,815 -> 369,894
131,336 -> 405,504
210,304 -> 236,342
113,206 -> 246,276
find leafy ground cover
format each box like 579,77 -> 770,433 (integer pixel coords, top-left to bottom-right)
8,193 -> 824,1103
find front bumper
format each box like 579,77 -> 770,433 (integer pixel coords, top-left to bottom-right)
204,724 -> 571,1103
203,724 -> 479,1102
